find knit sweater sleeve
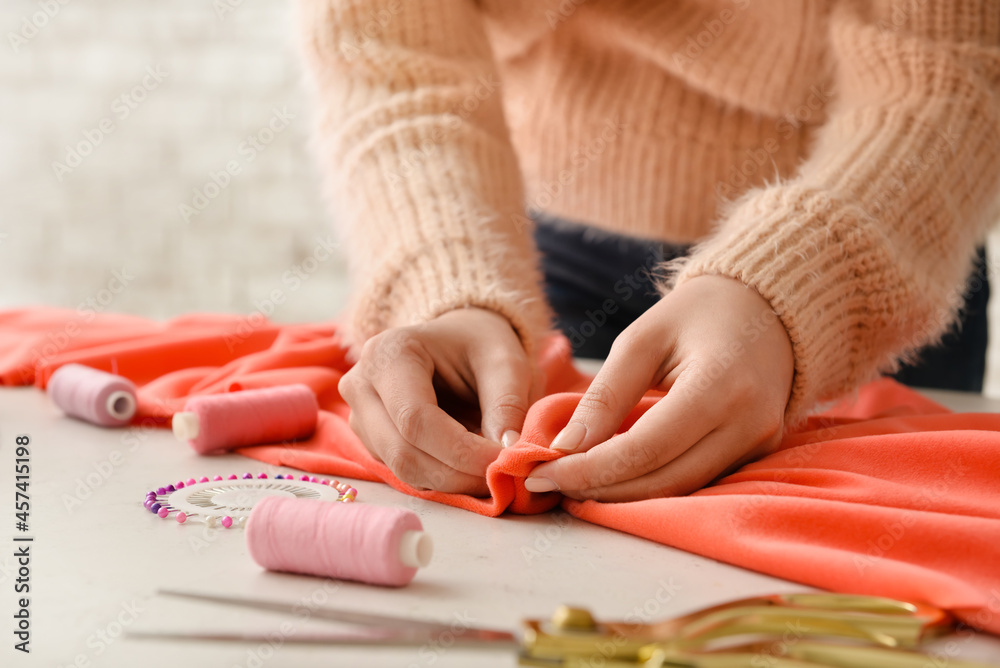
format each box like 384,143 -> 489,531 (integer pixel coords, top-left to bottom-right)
671,1 -> 1000,423
297,0 -> 549,355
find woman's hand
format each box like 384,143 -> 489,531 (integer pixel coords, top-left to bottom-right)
339,307 -> 538,496
525,275 -> 794,501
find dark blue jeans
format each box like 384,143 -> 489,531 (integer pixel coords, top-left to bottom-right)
534,215 -> 989,393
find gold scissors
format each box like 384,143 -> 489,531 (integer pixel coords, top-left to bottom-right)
130,590 -> 997,667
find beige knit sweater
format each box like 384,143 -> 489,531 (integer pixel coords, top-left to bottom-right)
298,0 -> 1000,421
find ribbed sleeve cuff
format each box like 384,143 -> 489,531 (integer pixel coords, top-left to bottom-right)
349,234 -> 552,360
669,185 -> 937,426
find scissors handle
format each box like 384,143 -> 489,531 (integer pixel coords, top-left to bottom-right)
648,593 -> 951,648
648,640 -> 1000,668
521,594 -> 959,666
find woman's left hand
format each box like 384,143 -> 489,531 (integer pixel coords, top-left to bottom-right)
524,275 -> 795,501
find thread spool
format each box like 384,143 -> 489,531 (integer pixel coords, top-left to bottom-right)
173,384 -> 318,455
246,498 -> 433,587
47,363 -> 137,427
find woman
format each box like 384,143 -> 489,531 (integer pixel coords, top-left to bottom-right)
298,0 -> 1000,500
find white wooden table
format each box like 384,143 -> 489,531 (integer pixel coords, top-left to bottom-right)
1,384 -> 999,667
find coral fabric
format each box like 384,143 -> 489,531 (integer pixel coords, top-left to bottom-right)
3,308 -> 1000,632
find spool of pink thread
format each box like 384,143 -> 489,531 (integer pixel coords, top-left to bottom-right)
246,498 -> 433,587
47,363 -> 137,427
172,384 -> 318,455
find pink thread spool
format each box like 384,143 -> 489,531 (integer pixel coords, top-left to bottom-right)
246,498 -> 433,587
172,384 -> 318,455
47,363 -> 137,427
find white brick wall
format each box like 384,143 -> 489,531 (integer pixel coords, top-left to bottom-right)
985,233 -> 1000,397
0,0 -> 348,323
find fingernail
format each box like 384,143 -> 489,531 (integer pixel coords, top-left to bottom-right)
550,422 -> 586,452
501,430 -> 520,449
524,477 -> 559,493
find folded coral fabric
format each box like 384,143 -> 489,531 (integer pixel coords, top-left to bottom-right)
3,308 -> 999,633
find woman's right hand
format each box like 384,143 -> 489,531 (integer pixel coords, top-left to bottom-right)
338,307 -> 539,496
